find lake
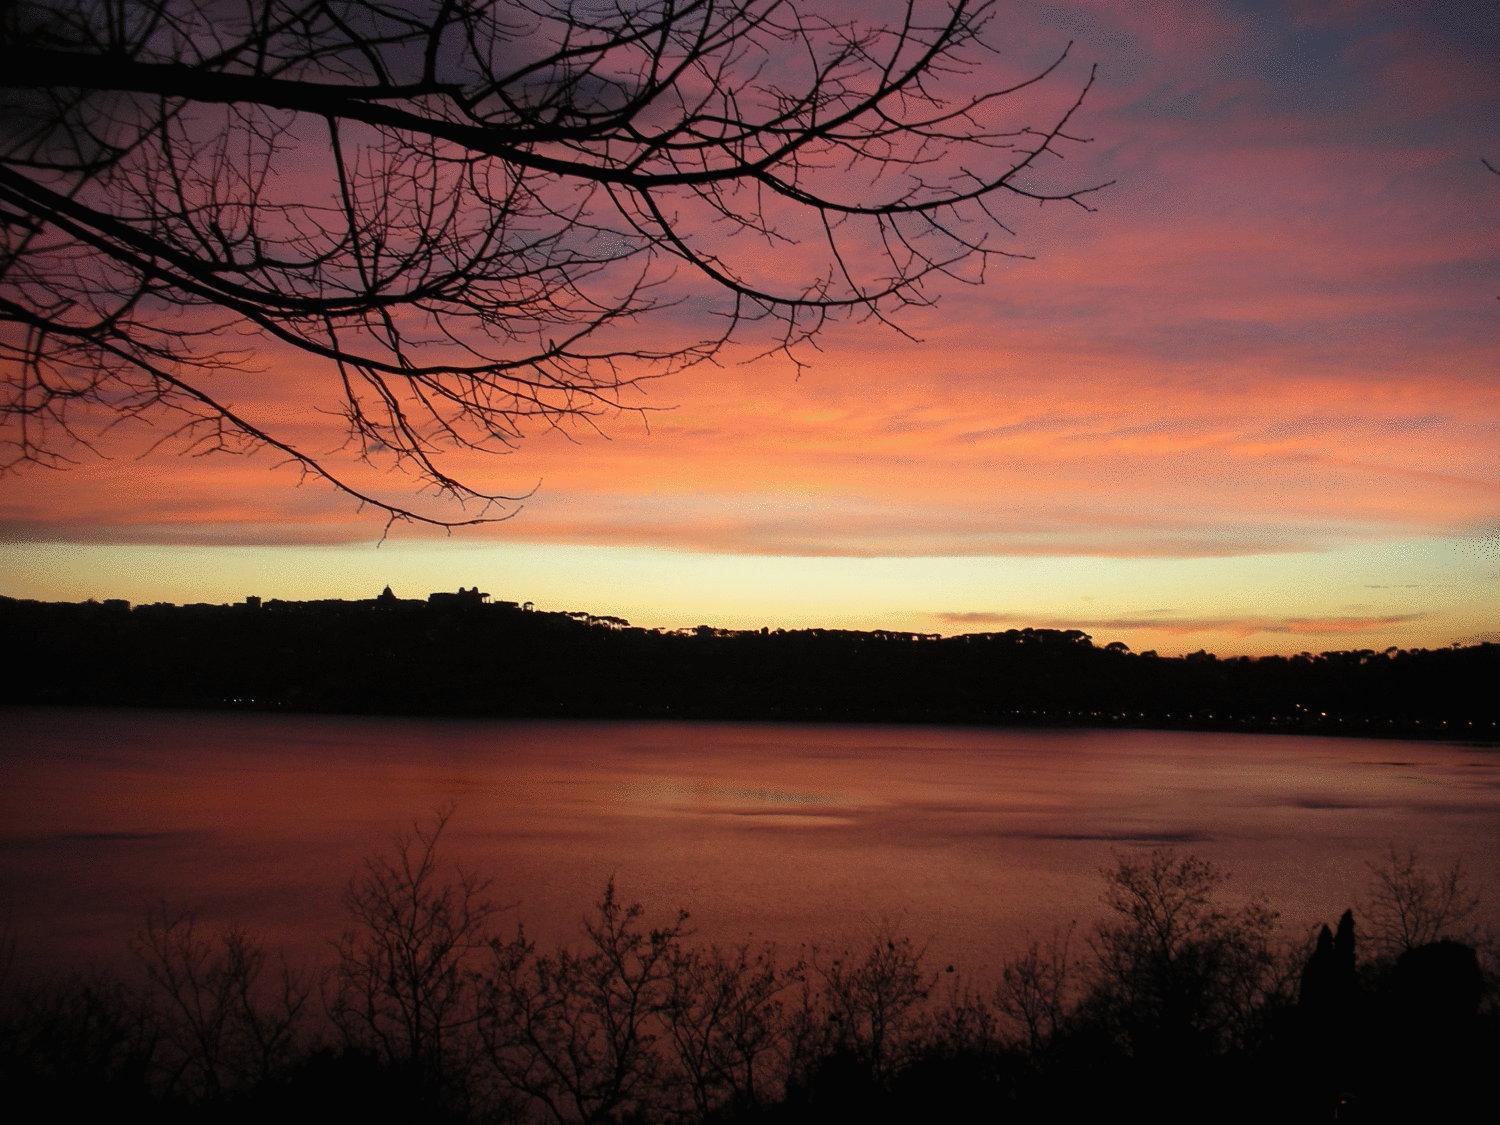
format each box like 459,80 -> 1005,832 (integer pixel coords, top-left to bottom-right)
3,707 -> 1497,979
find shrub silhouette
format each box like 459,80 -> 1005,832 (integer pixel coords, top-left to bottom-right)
3,835 -> 1493,1121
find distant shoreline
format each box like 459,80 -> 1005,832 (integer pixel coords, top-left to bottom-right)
5,700 -> 1494,746
5,592 -> 1494,743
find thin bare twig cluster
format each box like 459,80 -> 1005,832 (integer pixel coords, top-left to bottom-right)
0,0 -> 1104,527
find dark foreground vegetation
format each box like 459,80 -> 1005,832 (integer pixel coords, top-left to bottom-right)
2,813 -> 1494,1123
2,592 -> 1496,738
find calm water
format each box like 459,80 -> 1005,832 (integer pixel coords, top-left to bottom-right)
3,707 -> 1498,977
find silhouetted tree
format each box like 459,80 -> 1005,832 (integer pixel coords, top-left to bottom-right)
0,970 -> 158,1111
132,908 -> 310,1100
799,930 -> 933,1087
994,924 -> 1074,1056
0,0 -> 1103,526
1081,850 -> 1279,1060
1361,846 -> 1483,957
477,878 -> 690,1121
661,941 -> 795,1117
1297,908 -> 1358,1020
328,805 -> 499,1101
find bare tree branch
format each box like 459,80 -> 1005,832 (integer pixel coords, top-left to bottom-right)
0,0 -> 1106,527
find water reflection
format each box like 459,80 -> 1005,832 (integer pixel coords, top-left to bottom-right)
2,707 -> 1497,980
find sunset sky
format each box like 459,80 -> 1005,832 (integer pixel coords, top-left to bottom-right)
1,0 -> 1496,656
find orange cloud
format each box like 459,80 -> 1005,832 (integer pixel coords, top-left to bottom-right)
933,611 -> 1429,639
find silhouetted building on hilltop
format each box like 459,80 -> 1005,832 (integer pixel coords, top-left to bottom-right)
428,586 -> 489,607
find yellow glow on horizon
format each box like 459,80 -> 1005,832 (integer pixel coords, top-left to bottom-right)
2,535 -> 1493,658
